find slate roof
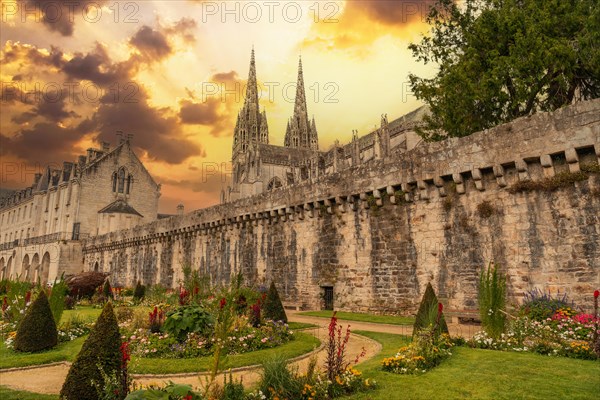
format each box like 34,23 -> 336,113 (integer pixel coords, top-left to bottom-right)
98,199 -> 143,217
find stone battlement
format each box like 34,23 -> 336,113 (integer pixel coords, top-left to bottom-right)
84,99 -> 600,252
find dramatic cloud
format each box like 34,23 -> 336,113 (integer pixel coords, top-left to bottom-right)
129,18 -> 197,63
129,26 -> 172,62
11,88 -> 80,123
0,119 -> 95,164
23,1 -> 109,36
179,98 -> 221,125
62,44 -> 134,86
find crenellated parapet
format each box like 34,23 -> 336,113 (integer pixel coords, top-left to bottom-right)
84,99 -> 600,255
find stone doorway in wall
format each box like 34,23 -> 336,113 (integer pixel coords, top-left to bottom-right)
322,286 -> 334,310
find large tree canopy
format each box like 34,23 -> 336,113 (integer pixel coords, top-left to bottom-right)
409,0 -> 600,140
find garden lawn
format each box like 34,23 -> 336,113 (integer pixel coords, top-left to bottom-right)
130,332 -> 320,374
61,306 -> 102,323
287,322 -> 316,330
0,336 -> 86,369
298,311 -> 414,325
348,331 -> 600,400
0,386 -> 58,400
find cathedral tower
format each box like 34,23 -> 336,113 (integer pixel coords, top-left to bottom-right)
232,48 -> 269,158
232,49 -> 269,188
284,57 -> 318,150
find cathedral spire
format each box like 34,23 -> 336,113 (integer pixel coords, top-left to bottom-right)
232,48 -> 268,156
285,55 -> 316,149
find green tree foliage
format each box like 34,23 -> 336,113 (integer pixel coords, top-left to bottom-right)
132,281 -> 145,303
263,282 -> 288,323
48,276 -> 69,324
14,291 -> 58,352
479,263 -> 507,338
413,282 -> 449,336
103,279 -> 113,300
60,302 -> 122,400
409,0 -> 600,140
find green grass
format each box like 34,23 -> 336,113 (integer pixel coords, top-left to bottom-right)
0,386 -> 58,400
287,322 -> 317,330
130,332 -> 320,374
0,336 -> 86,369
348,331 -> 600,400
298,310 -> 414,325
61,306 -> 103,323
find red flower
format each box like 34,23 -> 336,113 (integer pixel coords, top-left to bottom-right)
184,395 -> 193,400
219,297 -> 227,309
438,302 -> 444,314
120,342 -> 130,364
594,290 -> 599,299
1,296 -> 7,312
24,290 -> 31,304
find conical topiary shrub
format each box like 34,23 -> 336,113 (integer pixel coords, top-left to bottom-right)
103,279 -> 113,300
60,302 -> 121,400
412,282 -> 449,336
263,282 -> 287,323
132,280 -> 145,302
14,290 -> 58,352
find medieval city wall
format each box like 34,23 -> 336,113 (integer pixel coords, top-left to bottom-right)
83,100 -> 600,313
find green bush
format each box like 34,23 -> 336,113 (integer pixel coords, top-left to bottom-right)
263,282 -> 287,323
60,302 -> 122,400
162,306 -> 214,341
413,282 -> 449,337
48,276 -> 69,324
479,263 -> 507,338
103,279 -> 113,300
132,281 -> 145,302
14,291 -> 58,352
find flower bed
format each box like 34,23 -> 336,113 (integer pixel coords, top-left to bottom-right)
469,313 -> 598,360
123,319 -> 294,359
382,331 -> 454,374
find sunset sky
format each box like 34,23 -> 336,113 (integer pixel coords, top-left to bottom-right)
0,0 -> 437,213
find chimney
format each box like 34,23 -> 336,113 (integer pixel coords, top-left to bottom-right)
33,173 -> 42,185
177,203 -> 184,216
102,141 -> 110,152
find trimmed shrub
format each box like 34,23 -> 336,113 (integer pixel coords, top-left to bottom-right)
14,291 -> 58,352
103,279 -> 114,300
132,281 -> 145,302
263,282 -> 287,323
65,272 -> 108,298
48,277 -> 69,324
413,282 -> 449,337
60,302 -> 122,400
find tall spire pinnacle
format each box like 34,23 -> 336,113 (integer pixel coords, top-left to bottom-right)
232,48 -> 269,156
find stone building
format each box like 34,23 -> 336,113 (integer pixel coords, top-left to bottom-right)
0,139 -> 161,283
227,50 -> 423,201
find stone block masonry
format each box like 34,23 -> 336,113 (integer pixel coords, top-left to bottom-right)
83,99 -> 600,313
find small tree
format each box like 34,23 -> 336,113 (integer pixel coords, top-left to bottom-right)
103,279 -> 113,301
60,302 -> 122,400
132,281 -> 145,303
48,275 -> 69,324
413,282 -> 449,337
479,263 -> 507,338
263,282 -> 287,323
14,291 -> 58,352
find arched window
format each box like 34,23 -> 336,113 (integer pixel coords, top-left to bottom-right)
126,175 -> 132,194
112,172 -> 117,192
267,177 -> 283,191
117,168 -> 126,193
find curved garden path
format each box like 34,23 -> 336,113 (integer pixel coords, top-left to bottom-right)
0,311 -> 477,395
